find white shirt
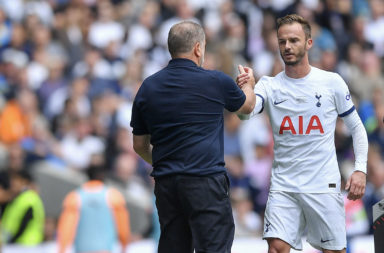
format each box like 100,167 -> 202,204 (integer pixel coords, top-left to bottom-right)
88,21 -> 124,49
251,66 -> 355,193
61,134 -> 105,170
364,16 -> 384,57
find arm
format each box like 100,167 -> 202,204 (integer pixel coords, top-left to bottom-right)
108,188 -> 131,252
342,110 -> 368,200
133,134 -> 152,164
236,69 -> 267,120
57,192 -> 80,253
237,95 -> 264,120
236,65 -> 256,114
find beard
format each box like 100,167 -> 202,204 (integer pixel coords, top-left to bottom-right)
280,44 -> 307,66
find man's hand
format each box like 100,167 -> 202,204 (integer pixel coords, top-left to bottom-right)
345,171 -> 366,200
236,65 -> 256,114
237,65 -> 255,89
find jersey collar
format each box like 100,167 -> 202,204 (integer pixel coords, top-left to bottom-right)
283,66 -> 313,83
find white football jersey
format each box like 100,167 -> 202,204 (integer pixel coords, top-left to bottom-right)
252,66 -> 355,193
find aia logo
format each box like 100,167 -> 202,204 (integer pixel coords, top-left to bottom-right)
279,115 -> 324,135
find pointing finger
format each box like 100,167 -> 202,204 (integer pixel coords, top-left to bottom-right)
238,64 -> 245,74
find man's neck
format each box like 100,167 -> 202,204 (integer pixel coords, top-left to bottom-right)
173,54 -> 199,66
284,60 -> 311,79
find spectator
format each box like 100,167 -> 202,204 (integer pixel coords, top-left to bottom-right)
349,49 -> 384,102
106,152 -> 152,239
53,5 -> 90,66
87,1 -> 124,49
108,152 -> 152,212
121,1 -> 159,59
231,187 -> 262,237
244,139 -> 272,213
224,111 -> 242,156
0,8 -> 12,49
363,144 -> 384,234
364,0 -> 384,56
60,116 -> 105,171
368,103 -> 384,162
0,170 -> 10,215
37,57 -> 68,114
45,77 -> 91,120
0,89 -> 34,145
1,169 -> 45,246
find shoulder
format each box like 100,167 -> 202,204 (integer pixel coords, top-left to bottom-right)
311,67 -> 345,83
311,67 -> 348,89
141,67 -> 168,88
256,74 -> 279,88
63,191 -> 80,208
107,187 -> 126,207
134,72 -> 160,100
258,75 -> 276,83
18,190 -> 41,203
200,69 -> 238,90
203,69 -> 230,82
140,73 -> 158,89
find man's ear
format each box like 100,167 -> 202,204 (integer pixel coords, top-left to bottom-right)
306,38 -> 313,50
194,42 -> 202,58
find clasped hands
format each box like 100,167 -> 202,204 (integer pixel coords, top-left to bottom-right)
236,65 -> 255,90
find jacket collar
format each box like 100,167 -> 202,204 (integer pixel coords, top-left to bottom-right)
168,58 -> 198,67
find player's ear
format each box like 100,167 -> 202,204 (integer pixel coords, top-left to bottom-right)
306,38 -> 313,50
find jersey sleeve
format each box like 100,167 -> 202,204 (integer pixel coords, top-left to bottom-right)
218,72 -> 246,112
130,84 -> 150,135
342,110 -> 368,173
254,76 -> 269,114
237,76 -> 269,120
333,73 -> 355,117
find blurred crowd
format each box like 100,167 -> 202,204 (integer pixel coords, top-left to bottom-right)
0,0 -> 383,248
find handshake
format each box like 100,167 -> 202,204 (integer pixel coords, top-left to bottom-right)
236,64 -> 256,90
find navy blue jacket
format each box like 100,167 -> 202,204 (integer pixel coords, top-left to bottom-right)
130,58 -> 245,177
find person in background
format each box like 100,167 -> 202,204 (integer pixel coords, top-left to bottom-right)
1,169 -> 45,246
57,165 -> 130,253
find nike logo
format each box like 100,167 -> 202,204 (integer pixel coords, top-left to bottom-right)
321,238 -> 333,243
274,99 -> 287,105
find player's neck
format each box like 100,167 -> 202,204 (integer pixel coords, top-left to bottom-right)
284,59 -> 311,79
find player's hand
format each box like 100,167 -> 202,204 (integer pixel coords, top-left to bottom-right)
236,65 -> 249,88
236,65 -> 255,89
345,171 -> 366,200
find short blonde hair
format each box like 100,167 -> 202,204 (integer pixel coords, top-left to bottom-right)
277,14 -> 311,39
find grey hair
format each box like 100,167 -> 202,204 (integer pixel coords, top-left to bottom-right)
167,21 -> 205,58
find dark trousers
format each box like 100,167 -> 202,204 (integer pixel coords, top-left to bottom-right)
154,173 -> 235,253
